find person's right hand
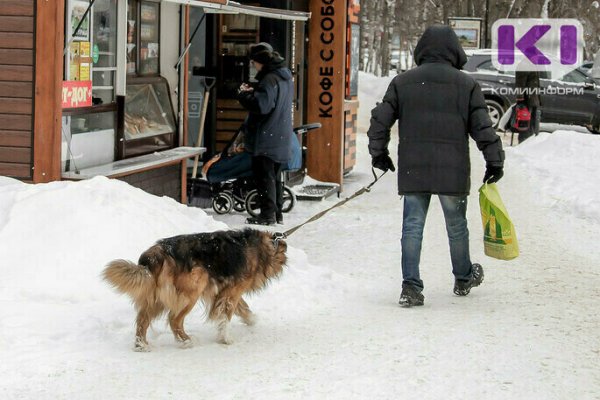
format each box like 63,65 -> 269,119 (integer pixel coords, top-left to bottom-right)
483,165 -> 504,183
239,83 -> 253,93
372,154 -> 396,172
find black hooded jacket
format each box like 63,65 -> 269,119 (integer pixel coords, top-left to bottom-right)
237,58 -> 294,164
367,25 -> 504,195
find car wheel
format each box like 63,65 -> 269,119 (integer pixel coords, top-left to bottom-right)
485,99 -> 505,129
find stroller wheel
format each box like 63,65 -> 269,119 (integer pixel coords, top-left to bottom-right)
233,197 -> 246,212
245,186 -> 297,217
245,190 -> 260,218
282,186 -> 296,213
212,192 -> 234,214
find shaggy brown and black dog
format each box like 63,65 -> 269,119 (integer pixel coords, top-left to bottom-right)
103,228 -> 287,351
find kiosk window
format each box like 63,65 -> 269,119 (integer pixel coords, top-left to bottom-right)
62,0 -> 118,173
127,0 -> 160,76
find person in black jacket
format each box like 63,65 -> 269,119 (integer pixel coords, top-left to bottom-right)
367,25 -> 505,307
238,42 -> 294,225
515,68 -> 541,143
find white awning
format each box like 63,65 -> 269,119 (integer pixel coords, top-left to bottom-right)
162,0 -> 311,21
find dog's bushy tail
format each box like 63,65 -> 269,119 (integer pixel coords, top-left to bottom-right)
103,260 -> 155,306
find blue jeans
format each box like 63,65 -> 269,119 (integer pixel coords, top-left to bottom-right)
401,194 -> 472,291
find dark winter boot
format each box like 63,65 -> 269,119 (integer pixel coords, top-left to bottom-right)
453,263 -> 484,296
276,212 -> 283,224
246,216 -> 276,226
398,284 -> 424,307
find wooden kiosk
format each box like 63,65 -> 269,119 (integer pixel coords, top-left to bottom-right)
0,0 -> 359,200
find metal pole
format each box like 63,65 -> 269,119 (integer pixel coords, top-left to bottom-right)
484,0 -> 490,48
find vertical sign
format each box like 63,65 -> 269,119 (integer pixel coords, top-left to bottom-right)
306,0 -> 347,185
348,23 -> 359,97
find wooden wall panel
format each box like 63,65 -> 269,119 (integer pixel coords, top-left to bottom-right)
0,130 -> 31,147
0,65 -> 33,81
0,1 -> 34,17
0,49 -> 34,65
0,82 -> 32,98
2,114 -> 31,130
0,32 -> 34,48
0,162 -> 30,177
0,16 -> 34,32
118,164 -> 182,202
0,146 -> 30,163
215,99 -> 245,152
0,0 -> 35,180
0,98 -> 32,114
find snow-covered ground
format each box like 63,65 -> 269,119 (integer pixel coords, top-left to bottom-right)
1,72 -> 599,399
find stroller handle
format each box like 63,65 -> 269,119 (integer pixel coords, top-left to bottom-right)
293,123 -> 322,135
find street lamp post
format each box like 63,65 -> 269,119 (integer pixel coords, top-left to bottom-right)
484,0 -> 490,48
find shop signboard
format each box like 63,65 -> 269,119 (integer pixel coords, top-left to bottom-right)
62,81 -> 93,108
307,0 -> 347,184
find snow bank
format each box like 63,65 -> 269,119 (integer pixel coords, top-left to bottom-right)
507,130 -> 600,223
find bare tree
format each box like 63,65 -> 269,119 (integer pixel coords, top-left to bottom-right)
360,0 -> 600,71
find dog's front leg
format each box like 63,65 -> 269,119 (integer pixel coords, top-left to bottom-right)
217,317 -> 233,345
235,297 -> 257,326
210,291 -> 241,345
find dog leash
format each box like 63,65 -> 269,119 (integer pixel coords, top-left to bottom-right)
282,168 -> 387,238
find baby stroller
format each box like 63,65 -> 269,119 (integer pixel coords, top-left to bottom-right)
198,123 -> 321,217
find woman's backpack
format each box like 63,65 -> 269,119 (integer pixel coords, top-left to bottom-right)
510,103 -> 531,132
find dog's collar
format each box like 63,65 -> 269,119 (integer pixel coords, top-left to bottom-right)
271,232 -> 286,250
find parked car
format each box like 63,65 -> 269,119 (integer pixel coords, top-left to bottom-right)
580,61 -> 600,82
390,49 -> 412,72
580,61 -> 593,75
463,50 -> 600,134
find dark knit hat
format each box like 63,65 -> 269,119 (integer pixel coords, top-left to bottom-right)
248,42 -> 273,65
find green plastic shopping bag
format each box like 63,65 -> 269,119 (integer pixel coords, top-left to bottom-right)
478,183 -> 519,260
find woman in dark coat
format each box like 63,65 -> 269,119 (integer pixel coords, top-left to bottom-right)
238,42 -> 294,225
515,69 -> 542,142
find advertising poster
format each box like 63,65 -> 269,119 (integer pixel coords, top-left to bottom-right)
69,41 -> 80,80
79,41 -> 91,80
62,81 -> 93,108
70,0 -> 91,41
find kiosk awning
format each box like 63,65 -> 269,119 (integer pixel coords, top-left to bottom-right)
162,0 -> 311,21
